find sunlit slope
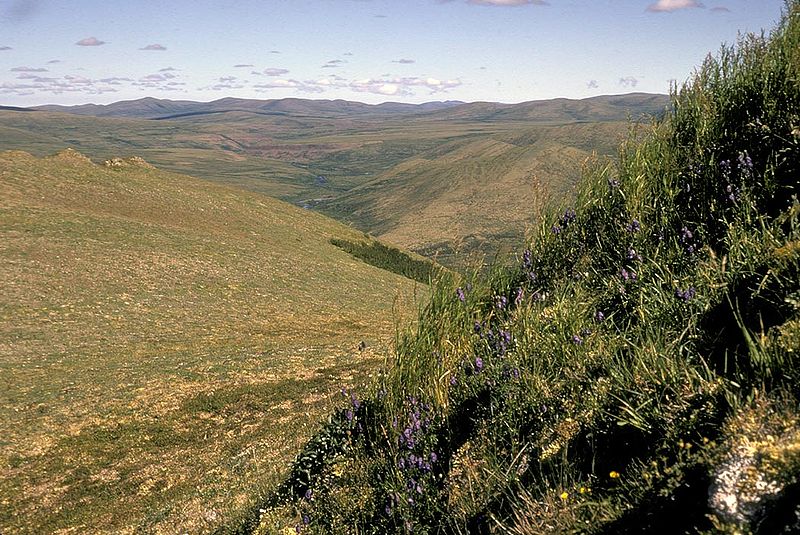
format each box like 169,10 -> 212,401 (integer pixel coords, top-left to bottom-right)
0,150 -> 421,533
0,110 -> 314,198
324,121 -> 628,262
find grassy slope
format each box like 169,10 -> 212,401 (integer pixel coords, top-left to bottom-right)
0,150 -> 424,534
256,4 -> 800,534
322,121 -> 629,265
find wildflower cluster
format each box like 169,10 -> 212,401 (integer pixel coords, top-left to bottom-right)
675,287 -> 697,302
386,397 -> 442,526
679,226 -> 698,255
626,219 -> 642,234
474,321 -> 514,358
551,208 -> 577,235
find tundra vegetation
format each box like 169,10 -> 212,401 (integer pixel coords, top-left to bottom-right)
0,151 -> 429,532
239,3 -> 800,533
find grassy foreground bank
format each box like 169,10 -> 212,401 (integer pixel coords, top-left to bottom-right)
244,3 -> 800,533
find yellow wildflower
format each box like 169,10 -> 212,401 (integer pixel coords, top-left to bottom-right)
560,491 -> 569,501
609,470 -> 620,479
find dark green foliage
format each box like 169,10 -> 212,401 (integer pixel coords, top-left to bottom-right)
331,237 -> 445,285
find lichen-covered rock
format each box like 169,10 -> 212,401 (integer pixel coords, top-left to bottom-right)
49,147 -> 94,165
709,399 -> 800,532
104,157 -> 127,167
103,156 -> 155,169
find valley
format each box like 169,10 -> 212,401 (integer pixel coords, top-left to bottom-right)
0,93 -> 669,267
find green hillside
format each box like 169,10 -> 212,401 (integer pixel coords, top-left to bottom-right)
322,121 -> 629,265
247,4 -> 800,533
0,150 -> 427,533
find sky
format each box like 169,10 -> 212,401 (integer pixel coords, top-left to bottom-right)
0,0 -> 787,106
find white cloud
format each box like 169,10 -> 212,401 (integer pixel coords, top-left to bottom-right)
76,37 -> 106,46
619,76 -> 639,88
350,76 -> 461,96
646,0 -> 703,12
467,0 -> 548,5
10,66 -> 47,72
234,64 -> 254,68
0,73 -> 122,96
393,59 -> 416,64
264,68 -> 290,76
0,46 -> 12,51
322,59 -> 347,69
587,79 -> 599,89
134,71 -> 185,91
253,79 -> 325,93
140,44 -> 167,51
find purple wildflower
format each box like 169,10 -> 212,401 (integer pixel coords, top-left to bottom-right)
496,296 -> 508,310
594,310 -> 605,322
303,514 -> 310,526
572,334 -> 583,345
560,208 -> 577,227
608,178 -> 620,189
515,287 -> 524,306
726,185 -> 735,202
430,452 -> 438,463
450,375 -> 458,386
304,489 -> 313,500
737,151 -> 753,174
456,287 -> 466,302
626,219 -> 641,233
475,357 -> 484,373
345,409 -> 354,422
680,226 -> 696,254
551,224 -> 562,235
675,287 -> 697,302
522,249 -> 532,269
627,248 -> 642,262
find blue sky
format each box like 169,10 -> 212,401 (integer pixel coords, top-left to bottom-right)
0,0 -> 786,106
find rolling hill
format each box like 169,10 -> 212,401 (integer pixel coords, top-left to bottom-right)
320,121 -> 631,264
33,96 -> 466,120
0,149 -> 426,533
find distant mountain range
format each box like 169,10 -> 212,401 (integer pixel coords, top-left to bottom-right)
32,97 -> 467,120
30,93 -> 668,123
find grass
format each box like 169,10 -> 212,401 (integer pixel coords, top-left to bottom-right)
249,3 -> 800,533
0,151 -> 425,533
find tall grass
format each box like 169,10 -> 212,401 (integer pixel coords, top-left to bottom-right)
240,3 -> 800,533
